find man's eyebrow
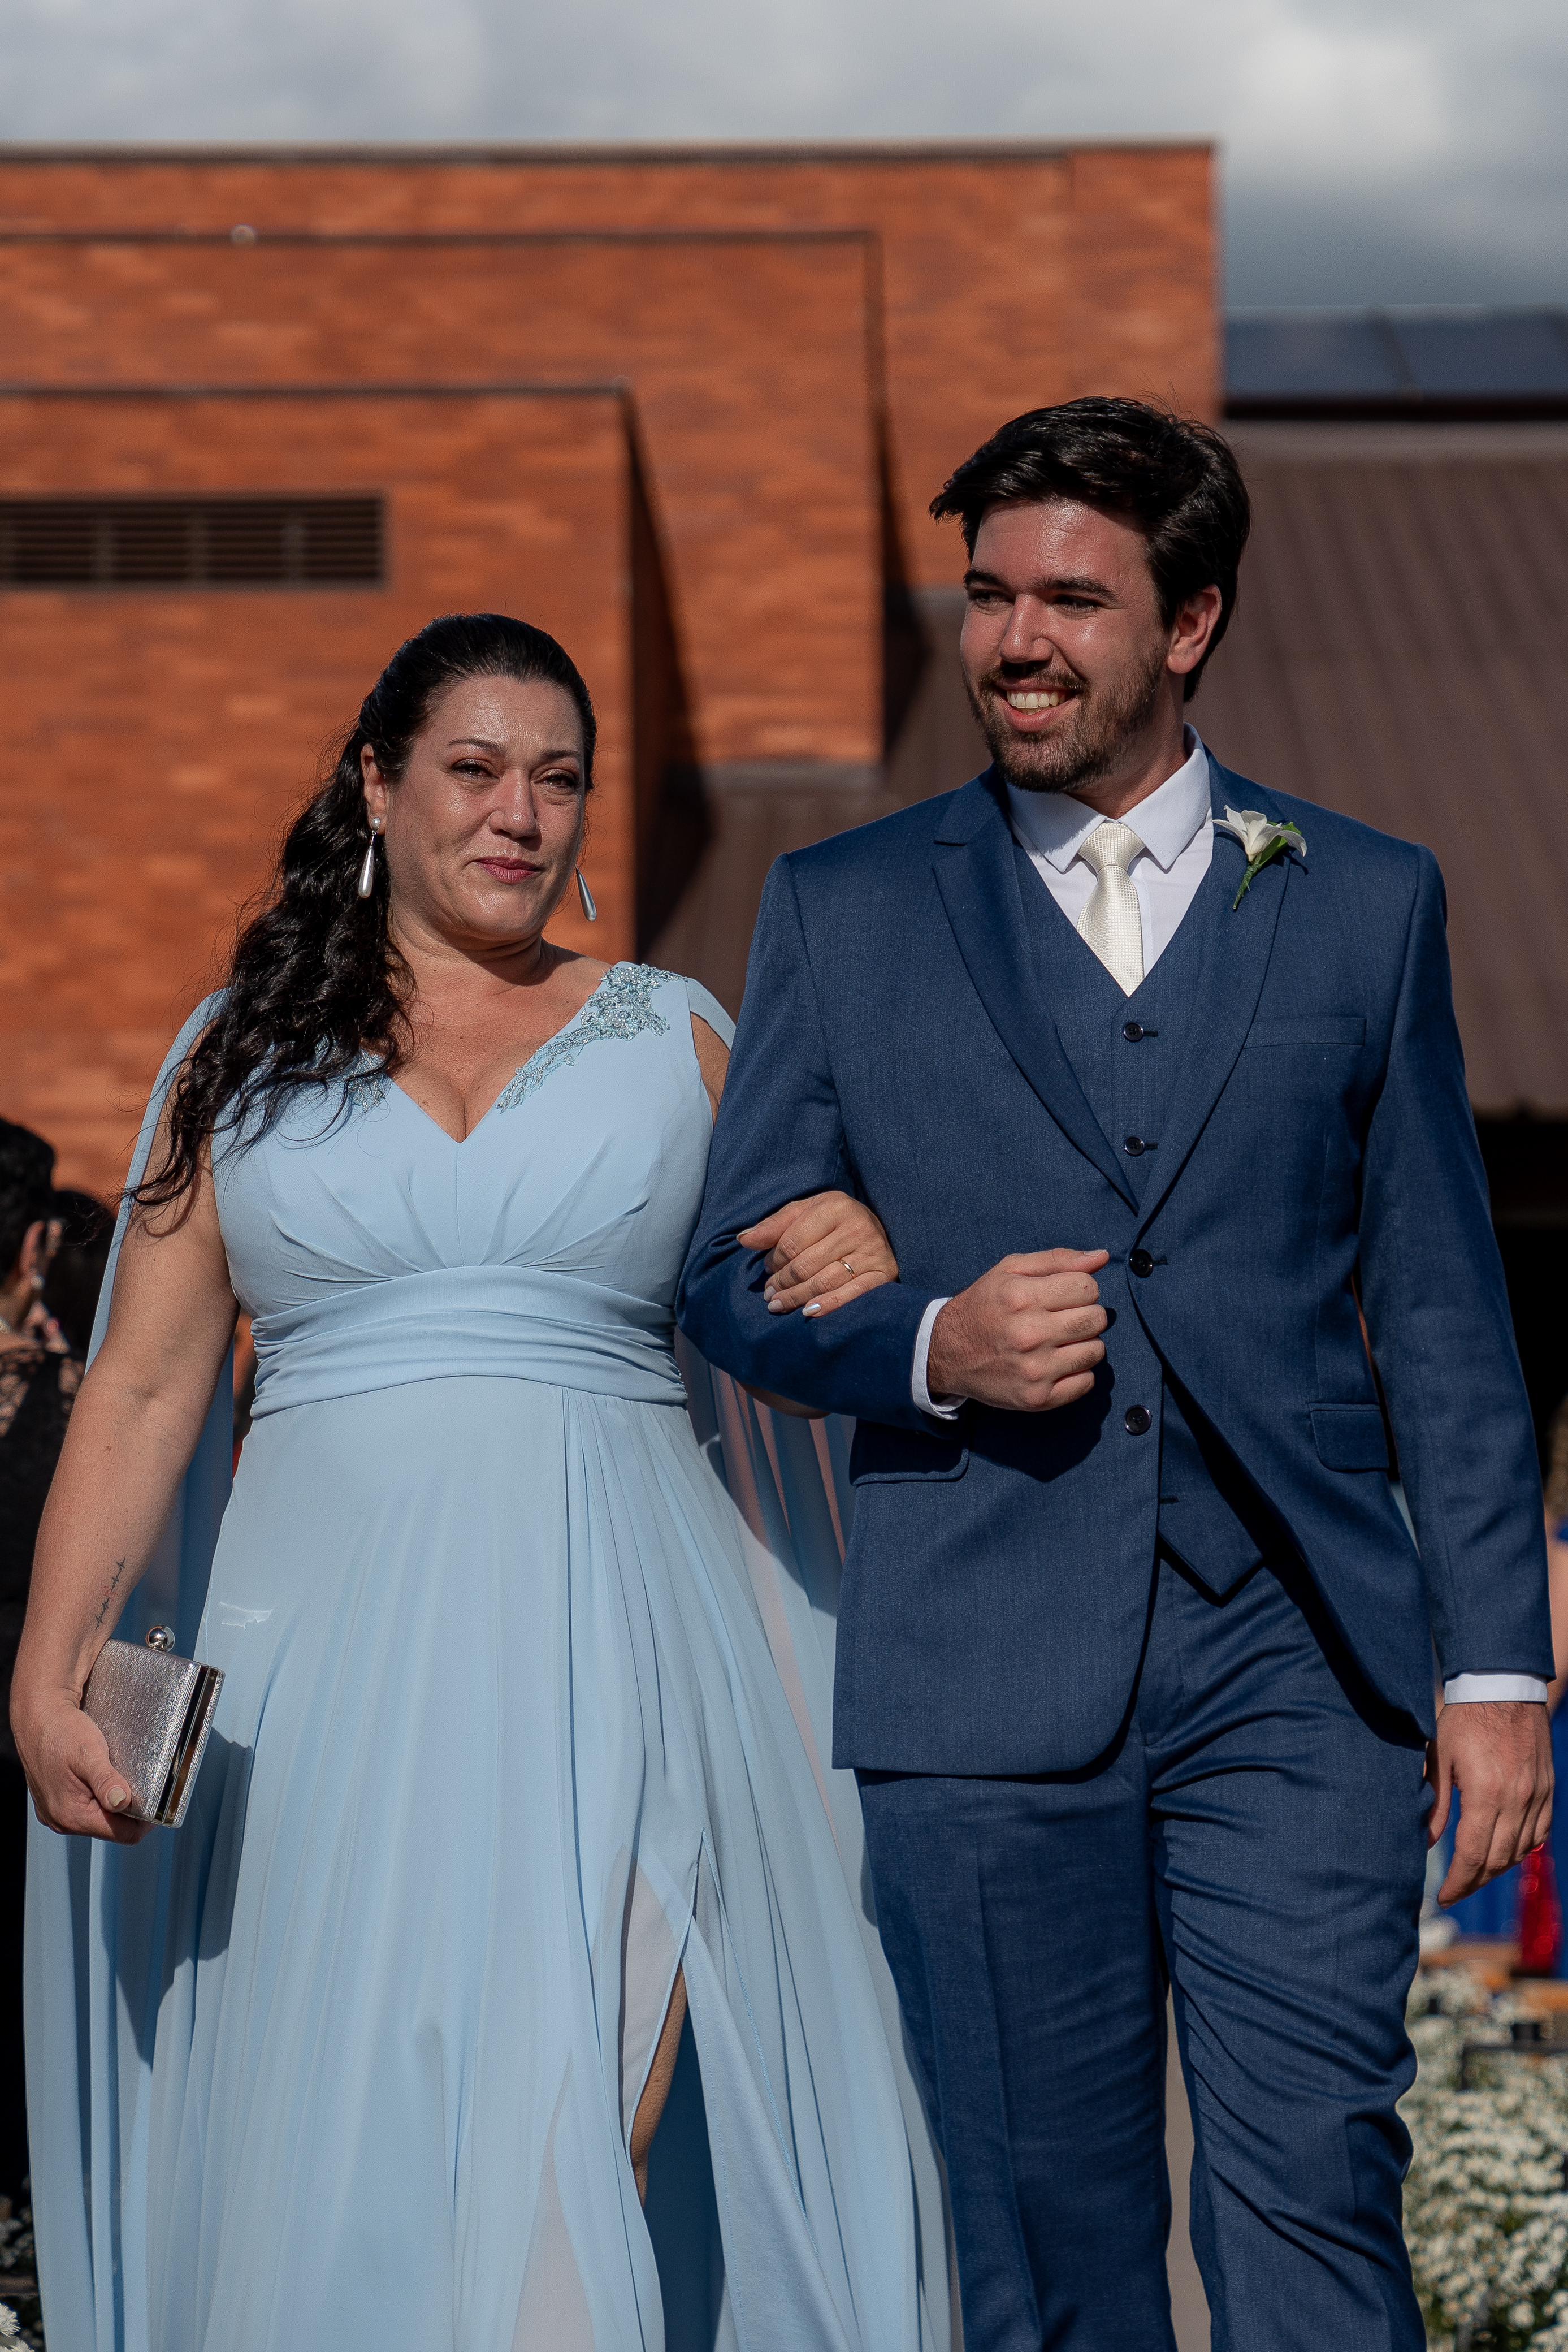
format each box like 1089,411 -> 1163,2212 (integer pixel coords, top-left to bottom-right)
961,568 -> 1116,600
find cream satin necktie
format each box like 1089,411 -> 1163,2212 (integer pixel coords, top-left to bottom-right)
1077,819 -> 1146,996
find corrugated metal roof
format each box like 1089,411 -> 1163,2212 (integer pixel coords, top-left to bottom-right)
1198,422 -> 1568,1113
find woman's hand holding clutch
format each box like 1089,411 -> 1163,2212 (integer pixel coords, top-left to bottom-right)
13,1685 -> 153,1845
738,1191 -> 898,1319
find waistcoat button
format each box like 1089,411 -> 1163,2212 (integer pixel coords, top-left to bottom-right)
1121,1021 -> 1145,1043
1124,1405 -> 1153,1436
1123,1135 -> 1147,1157
1129,1248 -> 1155,1277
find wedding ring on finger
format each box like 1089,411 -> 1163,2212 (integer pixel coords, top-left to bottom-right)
842,1259 -> 854,1277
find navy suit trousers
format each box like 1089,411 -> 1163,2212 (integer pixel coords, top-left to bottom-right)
859,1558 -> 1431,2352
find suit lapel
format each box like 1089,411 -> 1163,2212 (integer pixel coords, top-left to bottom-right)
932,774 -> 1138,1209
1134,759 -> 1292,1233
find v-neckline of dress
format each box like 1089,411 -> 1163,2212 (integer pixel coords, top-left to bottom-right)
383,965 -> 623,1148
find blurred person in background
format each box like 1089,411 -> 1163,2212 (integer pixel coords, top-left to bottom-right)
1545,1399 -> 1568,1704
43,1190 -> 114,1363
0,1122 -> 77,2213
1510,1400 -> 1568,1969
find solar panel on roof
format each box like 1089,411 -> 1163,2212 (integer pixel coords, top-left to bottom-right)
1227,308 -> 1568,409
1227,314 -> 1406,399
1390,312 -> 1568,396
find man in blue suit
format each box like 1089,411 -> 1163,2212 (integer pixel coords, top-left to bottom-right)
678,399 -> 1553,2348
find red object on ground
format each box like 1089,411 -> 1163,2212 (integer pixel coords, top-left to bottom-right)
1517,1843 -> 1564,1977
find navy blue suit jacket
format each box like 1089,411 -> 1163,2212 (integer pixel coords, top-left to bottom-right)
678,760 -> 1552,1773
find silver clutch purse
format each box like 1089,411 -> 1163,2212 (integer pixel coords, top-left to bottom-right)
81,1625 -> 224,1828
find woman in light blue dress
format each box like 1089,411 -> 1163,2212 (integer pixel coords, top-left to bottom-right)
13,616 -> 952,2351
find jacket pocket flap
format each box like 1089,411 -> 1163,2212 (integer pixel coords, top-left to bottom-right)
1311,1404 -> 1390,1471
850,1425 -> 969,1483
1249,1015 -> 1366,1049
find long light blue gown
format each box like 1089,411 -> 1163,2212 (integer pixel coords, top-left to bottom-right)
25,965 -> 954,2352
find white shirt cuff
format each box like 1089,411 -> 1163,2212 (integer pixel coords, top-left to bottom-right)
1443,1674 -> 1550,1705
912,1296 -> 961,1419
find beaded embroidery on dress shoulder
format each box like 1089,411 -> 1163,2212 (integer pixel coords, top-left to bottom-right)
494,964 -> 677,1113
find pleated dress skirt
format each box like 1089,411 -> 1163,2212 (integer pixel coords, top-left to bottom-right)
25,969 -> 950,2351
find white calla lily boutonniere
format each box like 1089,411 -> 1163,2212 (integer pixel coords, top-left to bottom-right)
1216,806 -> 1307,910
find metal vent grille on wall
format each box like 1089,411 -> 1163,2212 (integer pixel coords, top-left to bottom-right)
0,497 -> 383,587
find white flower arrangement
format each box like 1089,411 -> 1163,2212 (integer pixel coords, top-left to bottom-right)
0,2200 -> 40,2351
1215,805 -> 1307,908
1404,1968 -> 1568,2349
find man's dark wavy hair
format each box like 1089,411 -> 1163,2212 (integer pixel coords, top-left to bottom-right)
136,612 -> 596,1212
929,396 -> 1251,700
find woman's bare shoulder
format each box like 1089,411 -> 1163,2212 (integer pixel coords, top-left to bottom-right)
690,1012 -> 730,1117
644,971 -> 734,1116
658,972 -> 734,1046
549,950 -> 614,1011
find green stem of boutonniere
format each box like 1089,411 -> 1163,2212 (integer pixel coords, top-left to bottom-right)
1232,835 -> 1294,911
1218,807 -> 1307,910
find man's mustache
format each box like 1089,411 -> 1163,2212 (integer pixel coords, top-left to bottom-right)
978,668 -> 1085,698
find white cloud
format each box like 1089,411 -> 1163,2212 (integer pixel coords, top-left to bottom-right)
1,0 -> 1564,304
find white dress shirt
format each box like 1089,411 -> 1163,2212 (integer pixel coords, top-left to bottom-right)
908,732 -> 1542,1705
1006,724 -> 1215,971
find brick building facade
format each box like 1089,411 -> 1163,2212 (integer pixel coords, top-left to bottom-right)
0,144 -> 1216,1192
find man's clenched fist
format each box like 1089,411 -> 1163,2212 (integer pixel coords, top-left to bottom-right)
926,1248 -> 1110,1413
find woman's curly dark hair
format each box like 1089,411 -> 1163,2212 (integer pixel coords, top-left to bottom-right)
136,612 -> 596,1210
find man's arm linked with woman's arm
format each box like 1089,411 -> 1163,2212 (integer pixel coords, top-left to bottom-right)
681,857 -> 1110,1428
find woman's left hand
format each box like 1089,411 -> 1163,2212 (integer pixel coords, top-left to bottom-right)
738,1192 -> 898,1319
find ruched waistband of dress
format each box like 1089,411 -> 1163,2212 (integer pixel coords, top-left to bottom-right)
247,1265 -> 687,1416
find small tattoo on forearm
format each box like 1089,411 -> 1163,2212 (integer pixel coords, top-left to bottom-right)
93,1558 -> 128,1630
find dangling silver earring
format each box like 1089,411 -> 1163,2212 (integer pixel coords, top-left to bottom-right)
356,818 -> 384,900
576,868 -> 597,923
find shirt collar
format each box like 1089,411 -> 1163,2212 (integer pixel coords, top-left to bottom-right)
1006,728 -> 1211,876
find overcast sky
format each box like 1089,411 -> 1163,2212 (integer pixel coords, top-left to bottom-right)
2,0 -> 1564,308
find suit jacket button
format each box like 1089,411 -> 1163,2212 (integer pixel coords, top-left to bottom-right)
1122,1021 -> 1145,1043
1129,1248 -> 1155,1277
1124,1405 -> 1153,1436
1123,1135 -> 1147,1157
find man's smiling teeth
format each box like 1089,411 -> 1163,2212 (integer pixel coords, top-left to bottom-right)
1006,689 -> 1070,711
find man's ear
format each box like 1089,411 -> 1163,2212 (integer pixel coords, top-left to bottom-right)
1168,583 -> 1224,680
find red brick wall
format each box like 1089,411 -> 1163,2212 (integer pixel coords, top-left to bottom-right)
0,232 -> 881,767
0,143 -> 1218,584
0,389 -> 631,1191
0,145 -> 1217,1188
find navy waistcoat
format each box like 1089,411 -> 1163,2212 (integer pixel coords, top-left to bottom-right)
1015,840 -> 1276,1592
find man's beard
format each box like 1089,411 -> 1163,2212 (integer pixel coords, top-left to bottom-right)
965,640 -> 1170,796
